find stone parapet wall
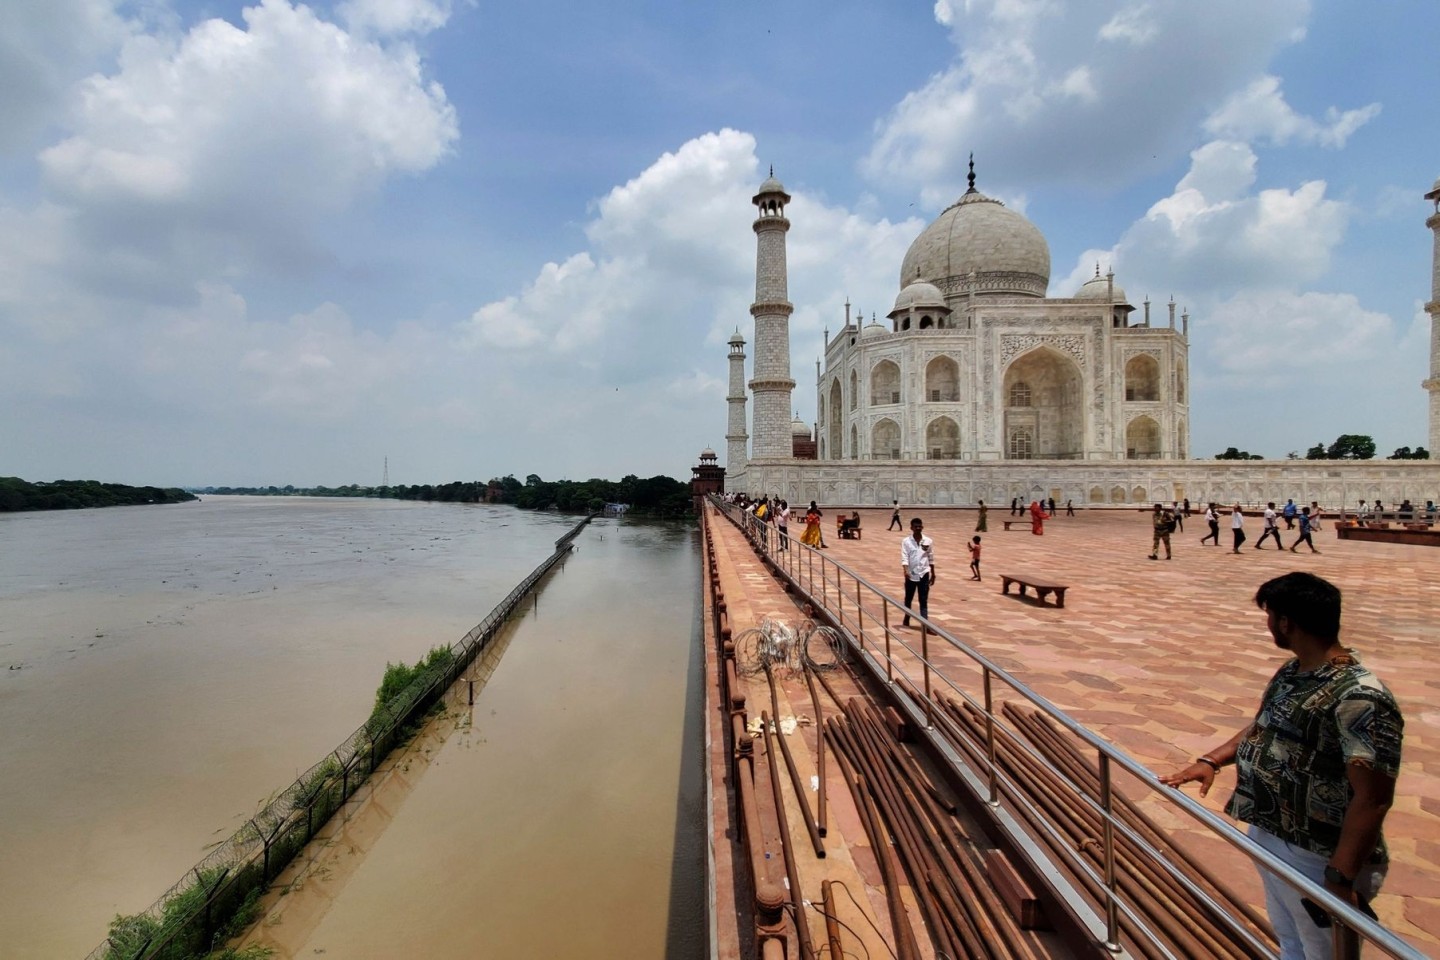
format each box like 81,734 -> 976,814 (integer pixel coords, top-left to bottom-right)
733,458 -> 1440,510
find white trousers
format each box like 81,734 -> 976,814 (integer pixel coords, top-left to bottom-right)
1249,824 -> 1385,960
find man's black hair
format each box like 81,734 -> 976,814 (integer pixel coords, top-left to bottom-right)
1254,572 -> 1342,641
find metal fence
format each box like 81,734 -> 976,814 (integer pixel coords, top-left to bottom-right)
86,514 -> 595,960
713,497 -> 1424,960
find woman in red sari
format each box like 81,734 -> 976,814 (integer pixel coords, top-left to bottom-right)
1029,500 -> 1045,535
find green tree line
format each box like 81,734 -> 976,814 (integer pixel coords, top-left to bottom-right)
197,472 -> 694,517
0,477 -> 198,512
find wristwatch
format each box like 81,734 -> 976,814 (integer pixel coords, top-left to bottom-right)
1323,865 -> 1354,888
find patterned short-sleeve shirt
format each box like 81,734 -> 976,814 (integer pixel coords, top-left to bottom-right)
1226,652 -> 1403,861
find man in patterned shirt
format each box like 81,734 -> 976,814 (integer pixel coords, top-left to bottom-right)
1161,572 -> 1403,959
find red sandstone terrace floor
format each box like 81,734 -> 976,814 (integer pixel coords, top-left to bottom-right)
755,505 -> 1440,953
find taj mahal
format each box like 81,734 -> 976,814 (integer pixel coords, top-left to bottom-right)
716,166 -> 1440,509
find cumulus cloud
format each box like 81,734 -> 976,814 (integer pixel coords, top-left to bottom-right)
865,0 -> 1310,203
463,129 -> 921,403
1055,140 -> 1348,299
338,0 -> 453,36
1203,75 -> 1380,148
0,0 -> 129,153
33,0 -> 457,292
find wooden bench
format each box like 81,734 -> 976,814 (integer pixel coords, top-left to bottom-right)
837,517 -> 862,539
1000,574 -> 1069,609
1000,520 -> 1026,531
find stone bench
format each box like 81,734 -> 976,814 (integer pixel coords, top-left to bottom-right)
1000,574 -> 1069,609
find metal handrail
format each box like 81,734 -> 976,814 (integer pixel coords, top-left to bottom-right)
712,496 -> 1424,960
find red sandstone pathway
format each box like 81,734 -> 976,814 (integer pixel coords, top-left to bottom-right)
782,506 -> 1440,954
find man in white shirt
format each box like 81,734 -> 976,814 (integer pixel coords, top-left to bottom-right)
900,517 -> 936,628
1256,501 -> 1284,550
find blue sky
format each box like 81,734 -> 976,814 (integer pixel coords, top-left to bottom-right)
1,0 -> 1436,486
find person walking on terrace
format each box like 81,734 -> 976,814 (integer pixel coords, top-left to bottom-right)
1149,503 -> 1174,560
975,500 -> 988,532
888,499 -> 902,531
1290,507 -> 1320,554
968,535 -> 982,581
899,517 -> 935,628
801,501 -> 825,549
1200,502 -> 1221,546
1283,498 -> 1298,530
1029,499 -> 1045,535
1161,572 -> 1402,960
1231,504 -> 1247,553
1256,502 -> 1284,550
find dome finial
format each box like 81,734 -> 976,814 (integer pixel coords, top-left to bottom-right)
965,153 -> 977,195
1093,262 -> 1100,278
769,164 -> 774,177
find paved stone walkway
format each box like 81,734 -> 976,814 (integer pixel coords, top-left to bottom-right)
766,505 -> 1439,954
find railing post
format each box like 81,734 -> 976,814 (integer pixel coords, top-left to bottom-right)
984,668 -> 998,806
1099,753 -> 1121,952
882,602 -> 892,682
855,580 -> 864,654
921,621 -> 933,728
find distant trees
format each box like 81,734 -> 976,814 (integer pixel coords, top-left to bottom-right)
1214,447 -> 1264,460
1387,446 -> 1431,460
1304,435 -> 1376,460
197,472 -> 694,517
0,477 -> 198,512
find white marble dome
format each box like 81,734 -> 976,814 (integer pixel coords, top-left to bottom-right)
899,190 -> 1050,299
1074,270 -> 1130,304
862,320 -> 888,338
891,279 -> 948,313
790,416 -> 811,437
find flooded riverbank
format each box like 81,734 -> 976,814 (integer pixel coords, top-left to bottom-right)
0,498 -> 700,959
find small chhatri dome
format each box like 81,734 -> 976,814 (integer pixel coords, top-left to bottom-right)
1074,264 -> 1130,304
899,158 -> 1050,299
728,328 -> 745,345
862,318 -> 888,338
754,165 -> 790,203
790,415 -> 811,438
699,447 -> 717,461
891,278 -> 948,313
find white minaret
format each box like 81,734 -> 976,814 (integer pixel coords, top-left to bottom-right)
1425,176 -> 1440,454
726,330 -> 749,475
748,169 -> 796,459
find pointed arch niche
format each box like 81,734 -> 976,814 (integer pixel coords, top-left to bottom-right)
926,416 -> 961,459
925,356 -> 960,402
871,360 -> 901,406
1001,348 -> 1083,459
872,419 -> 901,460
1127,416 -> 1161,459
828,380 -> 843,458
1125,355 -> 1160,401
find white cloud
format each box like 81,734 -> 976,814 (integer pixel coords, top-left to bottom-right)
31,0 -> 457,292
1055,140 -> 1348,300
1203,74 -> 1380,148
0,0 -> 129,153
866,0 -> 1310,203
933,1 -> 955,27
462,129 -> 922,430
338,0 -> 452,37
1205,290 -> 1390,377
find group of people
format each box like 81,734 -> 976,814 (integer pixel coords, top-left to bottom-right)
735,494 -> 835,552
1192,501 -> 1323,556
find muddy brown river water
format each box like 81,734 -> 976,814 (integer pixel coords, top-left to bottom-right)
0,497 -> 703,959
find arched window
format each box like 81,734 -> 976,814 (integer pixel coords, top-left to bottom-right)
850,424 -> 858,460
919,315 -> 933,329
872,419 -> 901,460
849,370 -> 858,410
901,317 -> 911,331
1008,381 -> 1032,407
1008,428 -> 1033,459
871,360 -> 901,406
925,356 -> 960,402
1126,416 -> 1160,459
926,417 -> 960,459
1125,355 -> 1160,401
828,380 -> 843,459
1176,362 -> 1187,403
